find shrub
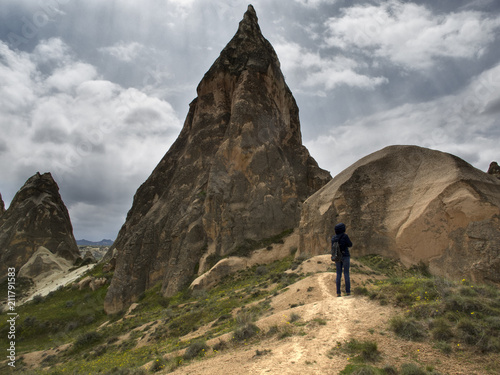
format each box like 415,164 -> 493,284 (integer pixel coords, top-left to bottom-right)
255,266 -> 268,276
354,286 -> 370,296
457,319 -> 482,345
183,341 -> 208,360
289,313 -> 301,323
213,339 -> 228,352
233,323 -> 259,342
343,339 -> 381,363
434,341 -> 452,354
382,364 -> 398,374
389,316 -> 426,341
400,363 -> 426,375
430,318 -> 453,342
73,331 -> 102,350
352,367 -> 377,375
478,336 -> 500,353
32,294 -> 44,304
150,357 -> 167,372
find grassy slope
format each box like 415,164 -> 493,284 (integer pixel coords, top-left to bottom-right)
1,254 -> 499,374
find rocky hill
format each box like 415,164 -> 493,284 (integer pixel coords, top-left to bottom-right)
0,172 -> 80,279
298,145 -> 500,285
104,5 -> 331,314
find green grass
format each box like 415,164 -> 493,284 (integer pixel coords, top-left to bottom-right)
363,269 -> 500,354
2,255 -> 302,374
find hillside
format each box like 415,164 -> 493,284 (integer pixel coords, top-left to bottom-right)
3,252 -> 499,374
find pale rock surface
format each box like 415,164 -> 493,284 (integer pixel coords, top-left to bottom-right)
18,246 -> 72,281
104,6 -> 330,313
0,172 -> 80,279
191,230 -> 299,290
298,145 -> 500,285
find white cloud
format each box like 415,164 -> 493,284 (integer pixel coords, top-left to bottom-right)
325,1 -> 500,70
45,62 -> 98,92
99,41 -> 145,62
33,38 -> 71,65
306,62 -> 500,177
0,38 -> 182,239
293,0 -> 338,7
275,40 -> 387,94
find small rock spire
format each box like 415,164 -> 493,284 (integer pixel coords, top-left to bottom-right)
488,161 -> 500,179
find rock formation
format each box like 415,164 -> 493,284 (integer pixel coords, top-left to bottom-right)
0,172 -> 80,279
17,246 -> 72,281
104,5 -> 331,313
488,161 -> 500,179
298,145 -> 500,285
0,192 -> 5,216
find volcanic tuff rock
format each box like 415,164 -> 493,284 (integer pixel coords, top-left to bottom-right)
298,145 -> 500,285
0,172 -> 80,279
104,5 -> 331,313
488,161 -> 500,179
0,192 -> 5,216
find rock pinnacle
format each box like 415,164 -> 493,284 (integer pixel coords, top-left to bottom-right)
104,5 -> 331,314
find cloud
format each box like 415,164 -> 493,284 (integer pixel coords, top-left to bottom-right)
275,40 -> 387,94
325,1 -> 500,70
0,38 -> 182,239
306,62 -> 500,177
293,0 -> 338,7
99,41 -> 145,62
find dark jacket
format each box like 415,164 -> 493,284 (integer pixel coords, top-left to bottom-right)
331,223 -> 353,257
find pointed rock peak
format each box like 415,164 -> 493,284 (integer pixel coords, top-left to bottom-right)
0,171 -> 80,279
238,4 -> 259,34
12,172 -> 59,206
206,4 -> 279,77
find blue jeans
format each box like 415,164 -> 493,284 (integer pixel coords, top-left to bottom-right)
336,256 -> 350,295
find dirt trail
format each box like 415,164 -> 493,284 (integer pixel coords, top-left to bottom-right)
168,270 -> 392,375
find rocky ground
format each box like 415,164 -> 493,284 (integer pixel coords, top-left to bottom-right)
14,255 -> 496,375
161,256 -> 489,375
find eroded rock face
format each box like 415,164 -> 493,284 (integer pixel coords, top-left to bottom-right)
17,246 -> 72,281
104,5 -> 331,314
298,145 -> 500,285
0,192 -> 5,216
488,161 -> 500,179
0,172 -> 80,278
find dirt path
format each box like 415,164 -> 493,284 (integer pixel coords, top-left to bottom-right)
168,271 -> 393,375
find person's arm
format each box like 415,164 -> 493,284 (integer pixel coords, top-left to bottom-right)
345,234 -> 353,248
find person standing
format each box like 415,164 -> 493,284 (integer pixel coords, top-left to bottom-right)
331,223 -> 353,297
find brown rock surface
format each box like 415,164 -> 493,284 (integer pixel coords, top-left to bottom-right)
298,145 -> 500,285
0,192 -> 5,216
0,172 -> 80,278
104,5 -> 331,314
488,161 -> 500,179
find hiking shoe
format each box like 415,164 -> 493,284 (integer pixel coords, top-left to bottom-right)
345,293 -> 351,296
337,294 -> 341,297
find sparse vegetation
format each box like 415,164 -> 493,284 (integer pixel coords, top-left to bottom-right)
2,252 -> 498,374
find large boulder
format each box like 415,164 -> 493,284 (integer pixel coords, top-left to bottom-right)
104,5 -> 331,314
0,172 -> 80,278
298,145 -> 500,285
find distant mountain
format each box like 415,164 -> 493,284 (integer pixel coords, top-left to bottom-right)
77,239 -> 114,246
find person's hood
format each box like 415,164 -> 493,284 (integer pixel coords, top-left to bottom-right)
335,223 -> 346,235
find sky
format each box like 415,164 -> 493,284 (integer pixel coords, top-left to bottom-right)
1,0 -> 500,241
